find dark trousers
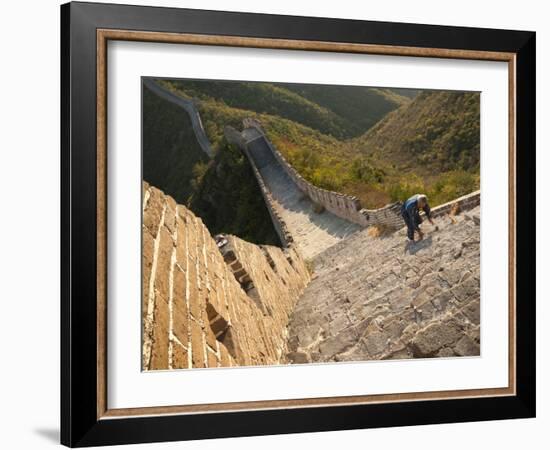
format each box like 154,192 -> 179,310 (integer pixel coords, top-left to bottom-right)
401,209 -> 422,240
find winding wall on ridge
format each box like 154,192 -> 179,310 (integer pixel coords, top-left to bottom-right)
226,125 -> 361,259
143,78 -> 214,158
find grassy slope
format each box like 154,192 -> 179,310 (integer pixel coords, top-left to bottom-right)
281,83 -> 410,137
148,79 -> 480,213
349,91 -> 480,206
385,88 -> 421,99
355,91 -> 480,172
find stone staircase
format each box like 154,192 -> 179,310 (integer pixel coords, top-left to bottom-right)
285,206 -> 481,363
244,133 -> 361,259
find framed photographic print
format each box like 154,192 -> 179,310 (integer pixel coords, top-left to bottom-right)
60,1 -> 536,447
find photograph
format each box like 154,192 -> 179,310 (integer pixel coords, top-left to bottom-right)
141,77 -> 481,371
56,1 -> 537,445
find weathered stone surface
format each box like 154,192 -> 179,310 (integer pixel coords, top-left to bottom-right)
287,351 -> 310,364
409,320 -> 463,357
319,328 -> 357,358
286,205 -> 480,363
437,347 -> 456,358
190,320 -> 206,368
175,216 -> 188,268
143,182 -> 480,369
172,343 -> 189,369
187,260 -> 201,321
363,329 -> 391,356
383,347 -> 413,360
401,323 -> 419,341
171,267 -> 188,345
142,229 -> 155,321
451,277 -> 480,303
219,345 -> 231,367
207,349 -> 218,368
154,227 -> 174,301
460,299 -> 480,325
431,290 -> 454,313
143,187 -> 165,235
149,294 -> 170,370
453,335 -> 480,356
205,319 -> 218,350
164,202 -> 177,234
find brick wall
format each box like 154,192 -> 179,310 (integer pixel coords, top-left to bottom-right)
142,182 -> 310,370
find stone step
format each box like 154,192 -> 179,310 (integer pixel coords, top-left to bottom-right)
246,138 -> 362,260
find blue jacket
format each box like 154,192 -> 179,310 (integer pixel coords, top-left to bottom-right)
401,195 -> 431,229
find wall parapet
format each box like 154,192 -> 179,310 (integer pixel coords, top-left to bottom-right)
429,190 -> 481,218
142,182 -> 310,370
225,125 -> 294,247
241,118 -> 404,229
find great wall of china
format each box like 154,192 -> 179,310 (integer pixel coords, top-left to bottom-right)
143,78 -> 214,158
142,182 -> 310,370
142,80 -> 481,370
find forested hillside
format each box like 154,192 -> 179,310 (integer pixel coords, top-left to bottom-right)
348,91 -> 480,206
164,79 -> 349,138
142,78 -> 480,245
142,85 -> 209,203
355,91 -> 480,173
189,141 -> 281,246
160,79 -> 409,139
281,83 -> 411,137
